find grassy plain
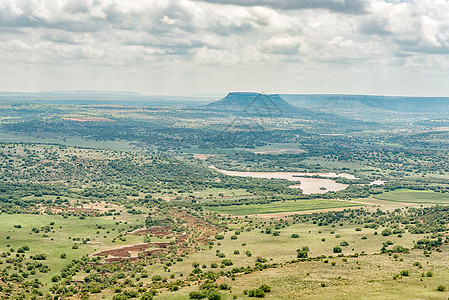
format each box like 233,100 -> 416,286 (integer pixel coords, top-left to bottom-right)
374,189 -> 449,204
147,219 -> 446,300
208,199 -> 363,216
0,213 -> 147,288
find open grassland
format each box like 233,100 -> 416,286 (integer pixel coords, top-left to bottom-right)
207,199 -> 363,216
0,213 -> 147,288
374,189 -> 449,204
155,251 -> 449,300
137,220 -> 444,300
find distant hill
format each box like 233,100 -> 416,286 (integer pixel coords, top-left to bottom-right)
205,92 -> 299,116
280,94 -> 449,113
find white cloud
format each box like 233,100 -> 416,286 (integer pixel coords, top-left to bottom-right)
0,0 -> 448,96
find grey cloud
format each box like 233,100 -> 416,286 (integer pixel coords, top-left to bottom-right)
359,17 -> 390,35
194,0 -> 369,14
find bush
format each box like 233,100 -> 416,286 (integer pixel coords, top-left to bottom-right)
259,285 -> 271,292
248,289 -> 265,297
340,241 -> 349,247
291,234 -> 299,238
392,245 -> 409,253
189,291 -> 207,299
222,259 -> 233,266
31,254 -> 47,260
215,235 -> 224,240
141,292 -> 153,300
297,250 -> 308,258
437,285 -> 446,292
400,270 -> 409,277
381,228 -> 392,236
333,246 -> 342,253
208,292 -> 222,300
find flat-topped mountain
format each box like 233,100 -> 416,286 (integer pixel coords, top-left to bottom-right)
281,94 -> 449,113
205,92 -> 298,116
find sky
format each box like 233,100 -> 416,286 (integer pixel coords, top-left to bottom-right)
1,0 -> 449,96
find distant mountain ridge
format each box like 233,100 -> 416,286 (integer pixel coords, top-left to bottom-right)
280,94 -> 449,113
205,92 -> 298,116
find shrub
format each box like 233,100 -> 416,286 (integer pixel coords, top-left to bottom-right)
248,289 -> 265,297
215,235 -> 224,240
31,254 -> 47,260
141,292 -> 153,300
400,270 -> 409,277
259,285 -> 271,292
222,259 -> 233,266
381,228 -> 392,236
340,241 -> 349,247
297,250 -> 308,258
189,291 -> 207,299
437,285 -> 446,292
333,246 -> 342,253
392,245 -> 409,253
208,292 -> 222,300
291,234 -> 299,238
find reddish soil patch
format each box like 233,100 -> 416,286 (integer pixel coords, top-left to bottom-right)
94,208 -> 222,263
93,243 -> 169,262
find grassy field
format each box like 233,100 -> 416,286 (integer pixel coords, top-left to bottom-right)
374,189 -> 449,204
207,199 -> 363,216
145,220 -> 442,300
0,213 -> 146,288
155,252 -> 449,300
0,131 -> 135,151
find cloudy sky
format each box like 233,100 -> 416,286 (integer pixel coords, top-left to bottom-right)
1,0 -> 449,96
